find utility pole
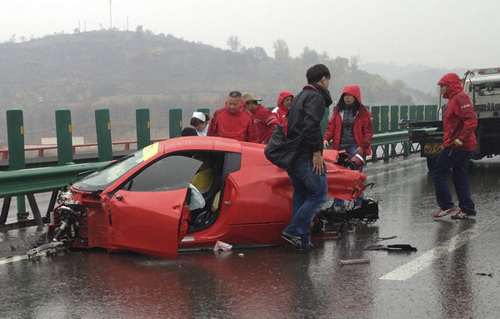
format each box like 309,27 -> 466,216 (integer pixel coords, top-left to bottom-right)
109,0 -> 113,29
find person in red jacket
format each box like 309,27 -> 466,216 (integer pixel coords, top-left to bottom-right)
323,85 -> 373,207
433,73 -> 477,219
207,91 -> 257,142
242,91 -> 279,144
272,91 -> 294,125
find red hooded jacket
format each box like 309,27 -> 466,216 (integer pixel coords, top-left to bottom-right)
438,73 -> 477,151
251,104 -> 279,144
207,98 -> 257,142
323,85 -> 373,156
272,91 -> 294,125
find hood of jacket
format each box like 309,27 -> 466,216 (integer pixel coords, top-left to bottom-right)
438,73 -> 463,99
277,90 -> 294,109
339,85 -> 362,105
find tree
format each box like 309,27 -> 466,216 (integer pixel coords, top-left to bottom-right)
273,39 -> 289,61
300,46 -> 320,65
227,36 -> 241,52
242,47 -> 268,60
350,55 -> 360,70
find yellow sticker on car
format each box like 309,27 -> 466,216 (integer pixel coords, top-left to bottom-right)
143,142 -> 159,161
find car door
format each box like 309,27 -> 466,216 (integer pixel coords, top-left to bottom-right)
106,155 -> 202,259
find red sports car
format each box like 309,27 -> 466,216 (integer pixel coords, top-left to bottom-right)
43,137 -> 369,259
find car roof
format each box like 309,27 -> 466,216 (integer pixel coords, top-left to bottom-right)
160,136 -> 245,154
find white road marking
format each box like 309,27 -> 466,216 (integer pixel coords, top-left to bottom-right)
0,254 -> 29,265
380,218 -> 500,281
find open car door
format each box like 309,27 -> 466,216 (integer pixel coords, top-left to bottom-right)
106,155 -> 202,259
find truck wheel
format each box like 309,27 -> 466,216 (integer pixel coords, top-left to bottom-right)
426,157 -> 437,171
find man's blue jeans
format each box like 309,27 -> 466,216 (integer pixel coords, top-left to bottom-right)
284,158 -> 328,245
433,147 -> 476,215
335,144 -> 364,207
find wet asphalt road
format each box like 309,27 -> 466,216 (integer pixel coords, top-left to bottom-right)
1,155 -> 500,319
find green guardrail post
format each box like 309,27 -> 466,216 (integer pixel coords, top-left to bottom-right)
400,105 -> 409,121
136,108 -> 151,150
416,105 -> 424,120
380,105 -> 389,133
55,109 -> 73,165
424,105 -> 438,121
6,109 -> 27,219
371,106 -> 380,134
169,108 -> 183,138
409,105 -> 418,120
95,109 -> 113,161
390,105 -> 399,132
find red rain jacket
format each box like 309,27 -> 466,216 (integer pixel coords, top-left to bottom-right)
251,104 -> 279,144
438,73 -> 477,151
207,98 -> 257,142
323,85 -> 373,156
272,91 -> 294,125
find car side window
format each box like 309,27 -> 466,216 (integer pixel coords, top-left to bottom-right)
125,155 -> 202,192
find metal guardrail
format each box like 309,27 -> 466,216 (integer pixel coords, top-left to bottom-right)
370,131 -> 412,161
0,161 -> 109,230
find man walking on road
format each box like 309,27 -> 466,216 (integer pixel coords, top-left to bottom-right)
281,64 -> 333,251
433,73 -> 477,219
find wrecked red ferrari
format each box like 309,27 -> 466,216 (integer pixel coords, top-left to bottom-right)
42,137 -> 372,259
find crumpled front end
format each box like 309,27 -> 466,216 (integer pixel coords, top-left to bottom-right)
48,187 -> 108,250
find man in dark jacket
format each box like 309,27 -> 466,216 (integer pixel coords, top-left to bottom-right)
281,64 -> 333,251
433,73 -> 477,219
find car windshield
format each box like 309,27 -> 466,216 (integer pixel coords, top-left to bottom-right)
72,144 -> 157,192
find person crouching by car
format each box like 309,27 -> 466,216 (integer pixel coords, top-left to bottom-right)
323,85 -> 373,208
243,91 -> 279,144
191,112 -> 210,136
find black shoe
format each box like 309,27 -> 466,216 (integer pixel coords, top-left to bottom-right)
281,231 -> 302,247
295,242 -> 314,252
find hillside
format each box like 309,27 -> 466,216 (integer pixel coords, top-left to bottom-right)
0,29 -> 434,144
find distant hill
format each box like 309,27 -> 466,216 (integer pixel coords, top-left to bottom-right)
359,62 -> 468,95
0,30 -> 435,144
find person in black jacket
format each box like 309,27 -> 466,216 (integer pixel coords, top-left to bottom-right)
281,64 -> 333,252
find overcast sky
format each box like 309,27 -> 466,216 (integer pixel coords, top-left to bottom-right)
1,0 -> 499,69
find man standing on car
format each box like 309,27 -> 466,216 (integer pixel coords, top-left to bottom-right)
207,91 -> 257,142
433,73 -> 477,219
281,64 -> 332,251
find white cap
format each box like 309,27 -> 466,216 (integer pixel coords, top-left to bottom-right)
192,111 -> 206,122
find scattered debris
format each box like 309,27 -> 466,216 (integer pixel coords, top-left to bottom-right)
365,244 -> 417,252
375,235 -> 397,241
213,241 -> 232,251
340,258 -> 370,265
475,272 -> 493,277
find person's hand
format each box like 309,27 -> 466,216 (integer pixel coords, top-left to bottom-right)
454,139 -> 463,147
355,147 -> 364,156
312,151 -> 325,175
323,140 -> 329,149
